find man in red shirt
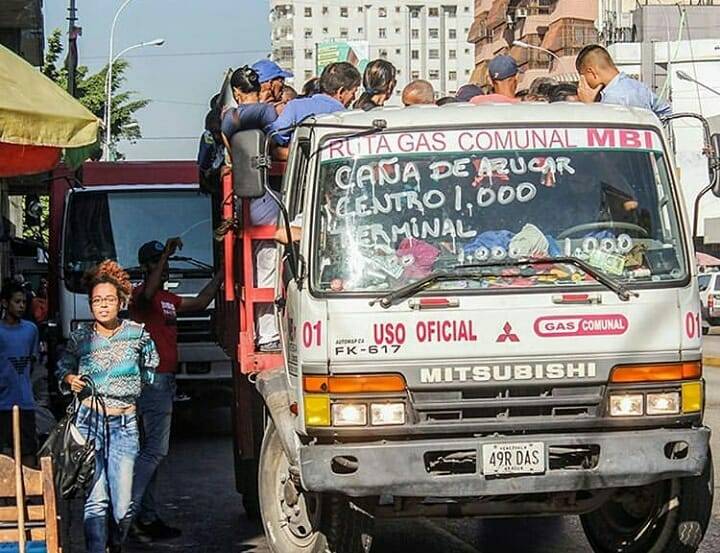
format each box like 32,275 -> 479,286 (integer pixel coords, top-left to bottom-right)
129,238 -> 222,541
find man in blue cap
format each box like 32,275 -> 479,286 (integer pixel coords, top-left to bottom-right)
471,54 -> 520,104
252,59 -> 293,104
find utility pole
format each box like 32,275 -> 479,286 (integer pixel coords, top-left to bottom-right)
66,0 -> 80,97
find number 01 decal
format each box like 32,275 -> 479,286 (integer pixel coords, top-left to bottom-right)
685,312 -> 701,340
302,321 -> 322,348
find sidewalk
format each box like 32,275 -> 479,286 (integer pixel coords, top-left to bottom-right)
703,332 -> 720,367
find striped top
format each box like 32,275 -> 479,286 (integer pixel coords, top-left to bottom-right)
56,320 -> 158,409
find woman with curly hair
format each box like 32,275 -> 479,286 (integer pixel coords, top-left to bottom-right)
56,260 -> 158,553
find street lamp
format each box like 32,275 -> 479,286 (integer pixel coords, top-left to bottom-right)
676,70 -> 720,97
104,0 -> 135,161
512,40 -> 562,67
104,38 -> 165,160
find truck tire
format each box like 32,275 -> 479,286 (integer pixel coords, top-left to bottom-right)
580,452 -> 713,553
259,421 -> 373,553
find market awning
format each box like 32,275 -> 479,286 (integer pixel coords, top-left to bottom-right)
0,43 -> 100,176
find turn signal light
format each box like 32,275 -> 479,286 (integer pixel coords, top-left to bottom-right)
304,374 -> 407,394
610,362 -> 701,383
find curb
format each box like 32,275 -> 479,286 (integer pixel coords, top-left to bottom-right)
703,356 -> 720,367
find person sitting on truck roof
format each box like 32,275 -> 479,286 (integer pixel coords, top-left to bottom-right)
576,44 -> 672,118
197,110 -> 224,180
221,65 -> 283,352
268,61 -> 361,155
470,55 -> 520,104
353,59 -> 397,111
549,83 -> 579,103
251,59 -> 293,104
300,77 -> 320,98
402,79 -> 435,106
128,238 -> 223,542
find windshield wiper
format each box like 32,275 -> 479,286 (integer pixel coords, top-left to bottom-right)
456,257 -> 638,302
370,270 -> 499,309
169,256 -> 214,271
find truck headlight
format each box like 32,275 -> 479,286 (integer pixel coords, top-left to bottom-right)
646,392 -> 681,415
609,393 -> 644,416
370,403 -> 405,426
331,403 -> 367,426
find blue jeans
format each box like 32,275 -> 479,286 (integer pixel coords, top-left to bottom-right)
132,373 -> 175,524
76,404 -> 139,553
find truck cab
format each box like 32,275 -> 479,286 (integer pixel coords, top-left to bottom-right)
229,103 -> 716,553
50,161 -> 230,402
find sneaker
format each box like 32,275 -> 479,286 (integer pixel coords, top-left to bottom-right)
135,518 -> 182,541
258,340 -> 281,352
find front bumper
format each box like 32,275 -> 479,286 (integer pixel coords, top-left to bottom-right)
299,427 -> 710,497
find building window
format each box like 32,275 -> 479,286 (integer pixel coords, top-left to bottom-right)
429,49 -> 439,59
429,7 -> 439,17
357,27 -> 364,34
378,28 -> 387,38
411,49 -> 419,60
395,48 -> 401,55
304,28 -> 312,39
379,7 -> 387,17
396,6 -> 401,13
340,6 -> 348,17
429,69 -> 440,80
465,69 -> 471,75
464,6 -> 470,12
429,28 -> 439,39
395,27 -> 401,34
449,71 -> 457,81
464,48 -> 470,54
448,29 -> 457,40
449,49 -> 456,59
411,10 -> 420,19
305,49 -> 313,60
411,70 -> 420,79
322,6 -> 328,15
447,8 -> 457,18
411,29 -> 419,39
304,7 -> 312,17
357,6 -> 363,12
340,28 -> 349,38
323,27 -> 328,34
379,49 -> 388,58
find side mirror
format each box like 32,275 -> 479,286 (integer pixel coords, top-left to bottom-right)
231,130 -> 269,198
712,132 -> 720,197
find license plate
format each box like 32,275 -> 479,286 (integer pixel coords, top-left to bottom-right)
481,442 -> 545,476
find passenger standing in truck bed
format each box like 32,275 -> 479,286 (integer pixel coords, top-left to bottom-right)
222,65 -> 283,351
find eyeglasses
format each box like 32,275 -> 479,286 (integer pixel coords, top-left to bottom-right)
91,296 -> 119,307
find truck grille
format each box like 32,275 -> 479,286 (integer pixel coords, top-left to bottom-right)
411,385 -> 604,424
176,315 -> 214,343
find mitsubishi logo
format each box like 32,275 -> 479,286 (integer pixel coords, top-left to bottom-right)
497,322 -> 520,343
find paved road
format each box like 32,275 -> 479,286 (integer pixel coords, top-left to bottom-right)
89,344 -> 718,552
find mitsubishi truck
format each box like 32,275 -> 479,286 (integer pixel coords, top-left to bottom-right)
49,161 -> 231,404
224,103 -> 717,553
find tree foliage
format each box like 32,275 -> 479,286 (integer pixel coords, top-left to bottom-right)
42,28 -> 150,160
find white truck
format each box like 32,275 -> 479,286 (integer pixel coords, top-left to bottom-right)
227,103 -> 717,553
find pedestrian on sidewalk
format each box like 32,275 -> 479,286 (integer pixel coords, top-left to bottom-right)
56,260 -> 158,553
0,281 -> 39,466
129,238 -> 222,541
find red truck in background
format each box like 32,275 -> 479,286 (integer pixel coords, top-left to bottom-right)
48,161 -> 232,405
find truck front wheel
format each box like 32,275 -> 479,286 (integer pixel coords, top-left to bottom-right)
258,421 -> 373,553
580,453 -> 713,553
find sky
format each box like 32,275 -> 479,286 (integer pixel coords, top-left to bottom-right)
45,1 -> 271,160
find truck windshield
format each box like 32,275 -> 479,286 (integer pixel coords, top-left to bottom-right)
64,189 -> 212,292
313,126 -> 687,293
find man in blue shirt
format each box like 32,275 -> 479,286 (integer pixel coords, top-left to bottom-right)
252,59 -> 293,105
576,44 -> 672,119
0,282 -> 38,464
269,62 -> 361,157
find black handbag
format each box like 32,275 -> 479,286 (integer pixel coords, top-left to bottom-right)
39,376 -> 107,499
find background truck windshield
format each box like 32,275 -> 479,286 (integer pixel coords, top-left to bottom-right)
64,189 -> 212,291
313,127 -> 686,293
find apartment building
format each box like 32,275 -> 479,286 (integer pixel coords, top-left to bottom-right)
269,0 -> 476,100
467,0 -> 597,89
